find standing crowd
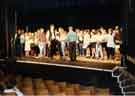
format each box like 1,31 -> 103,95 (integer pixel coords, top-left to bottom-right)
15,24 -> 121,61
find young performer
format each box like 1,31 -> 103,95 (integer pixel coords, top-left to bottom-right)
95,30 -> 103,59
48,24 -> 62,59
15,29 -> 21,57
100,29 -> 108,59
20,29 -> 25,57
77,30 -> 84,56
34,31 -> 39,56
106,28 -> 115,59
59,27 -> 67,57
66,26 -> 78,61
38,28 -> 46,57
114,26 -> 121,60
24,32 -> 31,57
45,30 -> 50,57
30,32 -> 35,56
83,30 -> 90,57
76,28 -> 80,56
54,29 -> 63,59
90,29 -> 97,58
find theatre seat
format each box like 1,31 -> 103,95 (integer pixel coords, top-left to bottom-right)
1,75 -> 112,96
57,82 -> 67,92
96,88 -> 110,96
81,86 -> 96,95
71,84 -> 81,95
79,90 -> 91,96
3,92 -> 16,96
34,88 -> 49,96
33,78 -> 46,89
48,84 -> 61,95
21,77 -> 34,96
65,86 -> 75,96
33,79 -> 49,95
16,75 -> 23,90
44,80 -> 56,86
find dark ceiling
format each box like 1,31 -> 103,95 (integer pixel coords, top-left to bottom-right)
1,0 -> 126,26
2,0 -> 123,15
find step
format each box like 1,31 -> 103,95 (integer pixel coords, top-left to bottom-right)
123,92 -> 135,95
112,66 -> 127,77
119,79 -> 135,88
122,86 -> 135,92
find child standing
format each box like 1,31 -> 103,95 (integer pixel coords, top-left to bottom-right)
106,28 -> 115,59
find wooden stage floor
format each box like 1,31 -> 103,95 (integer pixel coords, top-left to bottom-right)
16,56 -> 120,72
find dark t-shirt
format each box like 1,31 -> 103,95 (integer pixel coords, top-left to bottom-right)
15,34 -> 21,46
114,30 -> 121,41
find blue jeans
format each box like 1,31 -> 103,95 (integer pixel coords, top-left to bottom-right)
78,42 -> 83,56
96,43 -> 103,58
38,42 -> 45,56
61,41 -> 65,56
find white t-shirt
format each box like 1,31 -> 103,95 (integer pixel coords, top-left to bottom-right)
83,34 -> 90,43
90,35 -> 97,43
51,31 -> 55,40
105,34 -> 115,48
101,34 -> 108,42
34,38 -> 39,45
83,34 -> 90,48
96,35 -> 103,43
77,33 -> 83,41
59,33 -> 66,41
20,34 -> 25,44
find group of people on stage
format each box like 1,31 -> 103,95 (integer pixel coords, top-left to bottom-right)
15,24 -> 121,61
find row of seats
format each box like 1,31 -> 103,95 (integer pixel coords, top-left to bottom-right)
1,75 -> 111,96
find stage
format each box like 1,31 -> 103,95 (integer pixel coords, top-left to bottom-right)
16,56 -> 120,72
